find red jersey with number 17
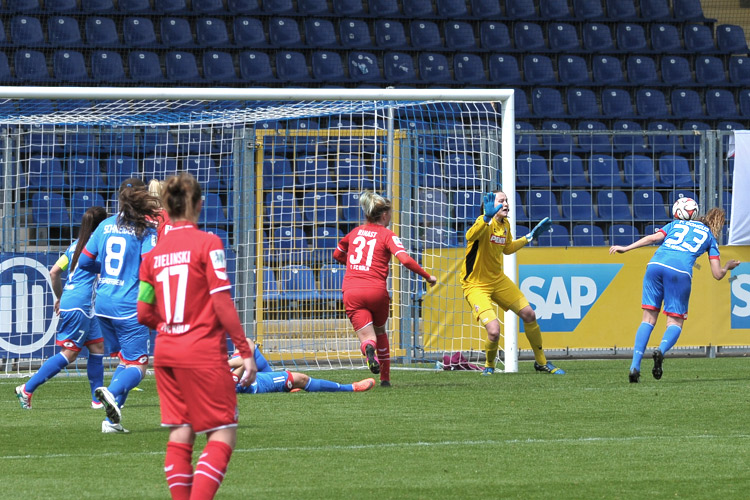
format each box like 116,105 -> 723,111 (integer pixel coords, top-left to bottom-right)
337,223 -> 406,290
139,221 -> 235,369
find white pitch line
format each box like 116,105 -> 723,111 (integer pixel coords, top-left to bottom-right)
2,434 -> 749,461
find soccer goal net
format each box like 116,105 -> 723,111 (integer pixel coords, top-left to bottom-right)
0,87 -> 519,376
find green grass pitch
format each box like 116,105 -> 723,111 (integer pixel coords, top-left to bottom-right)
2,358 -> 749,499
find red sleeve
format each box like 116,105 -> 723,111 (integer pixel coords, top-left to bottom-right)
396,252 -> 431,280
203,234 -> 232,294
384,229 -> 407,257
211,290 -> 252,358
333,232 -> 350,264
137,301 -> 161,330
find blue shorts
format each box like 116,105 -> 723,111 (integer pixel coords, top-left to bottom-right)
56,310 -> 103,352
642,264 -> 692,319
236,370 -> 293,394
98,315 -> 150,364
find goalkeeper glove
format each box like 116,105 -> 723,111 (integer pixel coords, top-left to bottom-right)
526,217 -> 552,242
482,193 -> 501,223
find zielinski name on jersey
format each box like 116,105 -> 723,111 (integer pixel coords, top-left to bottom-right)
162,323 -> 192,335
153,250 -> 191,268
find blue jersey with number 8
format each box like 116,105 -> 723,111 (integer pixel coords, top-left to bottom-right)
649,220 -> 720,276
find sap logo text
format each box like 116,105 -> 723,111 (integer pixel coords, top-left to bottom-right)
520,264 -> 622,332
730,263 -> 750,329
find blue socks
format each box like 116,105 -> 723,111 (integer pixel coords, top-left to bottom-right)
659,325 -> 683,355
304,377 -> 350,392
26,352 -> 70,393
630,322 -> 655,372
108,365 -> 143,404
87,354 -> 104,401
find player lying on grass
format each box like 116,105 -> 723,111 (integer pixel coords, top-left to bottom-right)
229,340 -> 375,394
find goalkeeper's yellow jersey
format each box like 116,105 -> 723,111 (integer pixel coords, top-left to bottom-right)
460,215 -> 529,288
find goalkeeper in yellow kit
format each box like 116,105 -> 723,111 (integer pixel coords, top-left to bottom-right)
461,190 -> 565,375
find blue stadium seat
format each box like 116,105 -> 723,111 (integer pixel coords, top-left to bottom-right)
203,51 -> 238,82
64,132 -> 97,156
262,158 -> 295,190
370,0 -> 401,16
597,189 -> 631,220
684,24 -> 717,53
142,156 -> 179,179
258,267 -> 281,302
717,24 -> 749,54
567,88 -> 599,118
573,0 -> 605,19
548,22 -> 580,52
418,53 -> 452,83
421,226 -> 459,249
613,120 -> 648,153
627,56 -> 659,86
673,0 -> 713,22
155,0 -> 190,13
48,16 -> 81,46
70,192 -> 106,222
640,0 -> 671,21
658,154 -> 694,188
515,192 -> 530,222
276,51 -> 311,81
609,224 -> 640,245
671,89 -> 704,119
185,156 -> 221,190
536,224 -> 570,247
312,51 -> 346,82
454,53 -> 486,84
45,0 -> 78,10
524,54 -> 556,85
527,189 -> 561,221
10,15 -> 45,46
623,154 -> 657,186
514,22 -> 546,52
635,88 -> 668,118
651,23 -> 683,53
196,17 -> 230,46
695,56 -> 727,85
301,193 -> 338,225
590,154 -> 626,187
31,192 -> 70,227
128,51 -> 164,82
305,18 -> 337,48
437,0 -> 469,17
729,56 -> 750,85
53,50 -> 89,82
375,20 -> 408,49
740,90 -> 750,118
514,89 -> 532,118
668,190 -> 698,207
14,50 -> 50,81
269,17 -> 302,47
582,23 -> 614,52
28,158 -> 67,190
338,153 -> 375,189
471,0 -> 502,18
679,121 -> 707,151
403,0 -> 436,16
278,265 -> 319,300
383,51 -> 416,83
577,120 -> 611,153
515,121 -> 542,152
265,191 -> 298,226
455,191 -> 482,222
552,153 -> 588,187
238,51 -> 276,82
297,0 -> 330,14
104,156 -> 140,189
411,20 -> 442,50
193,0 -> 227,13
118,0 -> 151,11
319,263 -> 345,301
340,19 -> 373,49
633,189 -> 668,221
542,120 -> 576,152
417,154 -> 441,188
122,17 -> 158,47
333,0 -> 366,15
706,89 -> 739,119
339,192 -> 363,224
85,16 -> 119,46
480,21 -> 512,51
417,188 -> 450,225
572,224 -> 606,246
165,51 -> 201,82
531,87 -> 566,118
91,50 -> 126,82
616,23 -> 647,52
661,56 -> 693,86
601,89 -> 634,118
82,0 -> 116,12
296,156 -> 334,188
607,0 -> 637,20
648,121 -> 685,153
489,54 -> 522,85
263,0 -> 295,13
0,51 -> 12,82
506,0 -> 537,18
516,153 -> 551,188
592,55 -> 625,85
445,21 -> 477,50
444,153 -> 479,189
558,56 -> 591,85
349,51 -> 382,82
541,0 -> 573,19
234,17 -> 267,47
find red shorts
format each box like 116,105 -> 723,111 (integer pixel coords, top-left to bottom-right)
155,366 -> 239,434
343,287 -> 390,331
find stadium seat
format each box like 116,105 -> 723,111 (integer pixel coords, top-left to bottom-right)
263,0 -> 295,13
104,156 -> 140,189
514,89 -> 532,118
119,0 -> 151,11
418,53 -> 452,84
311,51 -> 346,82
234,17 -> 267,47
193,0 -> 227,13
333,0 -> 365,15
515,121 -> 542,152
339,192 -> 362,224
82,0 -> 116,11
349,51 -> 382,82
128,51 -> 163,82
155,0 -> 190,12
165,51 -> 201,82
340,19 -> 373,49
70,192 -> 106,222
651,23 -> 683,53
681,120 -> 710,151
673,0 -> 712,21
14,50 -> 50,81
582,23 -> 614,52
437,0 -> 469,17
567,88 -> 599,118
319,263 -> 345,300
304,19 -> 337,48
729,56 -> 750,86
196,17 -> 230,46
27,158 -> 68,190
627,56 -> 660,86
489,54 -> 522,85
516,153 -> 551,188
0,51 -> 11,83
527,189 -> 561,221
536,223 -> 570,247
203,51 -> 238,82
370,0 -> 401,16
238,51 -> 276,82
541,0 -> 573,19
122,16 -> 158,47
48,16 -> 82,46
590,154 -> 626,187
85,16 -> 119,46
262,159 -> 295,190
301,193 -> 338,226
616,23 -> 647,52
661,56 -> 693,86
633,189 -> 668,221
480,21 -> 512,51
597,189 -> 631,220
552,153 -> 588,187
607,0 -> 637,20
514,22 -> 546,52
10,15 -> 44,46
445,153 -> 479,189
707,89 -> 739,119
531,87 -> 566,118
524,54 -> 556,85
31,192 -> 70,227
68,156 -> 106,192
515,192 -> 530,222
454,53 -> 486,84
455,191 -> 482,222
572,224 -> 606,246
91,50 -> 126,82
739,90 -> 750,117
506,0 -> 538,18
264,191 -> 297,226
658,154 -> 694,188
577,121 -> 612,153
558,56 -> 591,85
276,51 -> 311,82
269,17 -> 302,47
609,224 -> 640,245
411,20 -> 442,50
383,52 -> 416,83
541,120 -> 576,152
296,0 -> 329,14
640,0 -> 671,21
403,0 -> 436,16
648,121 -> 685,153
278,265 -> 320,301
160,17 -> 192,47
185,156 -> 221,190
548,23 -> 581,52
445,21 -> 477,50
635,88 -> 668,118
668,190 -> 698,208
142,156 -> 179,179
574,0 -> 605,20
375,20 -> 408,49
417,154 -> 441,188
671,89 -> 705,119
684,24 -> 717,53
695,56 -> 727,85
417,188 -> 450,225
717,24 -> 749,54
592,55 -> 625,85
601,89 -> 634,118
623,154 -> 657,186
295,156 -> 333,188
471,0 -> 502,18
53,50 -> 90,82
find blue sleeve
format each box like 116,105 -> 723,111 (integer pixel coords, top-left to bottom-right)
707,234 -> 720,258
84,225 -> 101,257
141,230 -> 157,255
77,252 -> 101,273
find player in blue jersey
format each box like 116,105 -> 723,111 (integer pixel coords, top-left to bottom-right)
78,178 -> 160,432
610,206 -> 740,383
15,207 -> 108,410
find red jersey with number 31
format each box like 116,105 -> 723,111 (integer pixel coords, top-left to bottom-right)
337,223 -> 406,290
139,221 -> 232,368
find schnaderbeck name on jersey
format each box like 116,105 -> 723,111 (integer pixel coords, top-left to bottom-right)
153,251 -> 192,269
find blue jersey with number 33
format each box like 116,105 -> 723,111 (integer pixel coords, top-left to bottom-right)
649,220 -> 720,277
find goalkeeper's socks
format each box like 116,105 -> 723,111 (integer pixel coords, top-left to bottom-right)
376,333 -> 391,383
305,377 -> 348,392
165,441 -> 193,500
26,353 -> 70,393
192,440 -> 232,500
658,325 -> 682,355
630,322 -> 655,371
484,338 -> 499,369
87,353 -> 104,401
524,321 -> 547,365
108,365 -> 143,401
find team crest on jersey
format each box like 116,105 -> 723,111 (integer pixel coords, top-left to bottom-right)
392,235 -> 404,248
209,249 -> 228,280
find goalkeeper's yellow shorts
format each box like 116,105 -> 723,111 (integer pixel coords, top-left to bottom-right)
463,276 -> 529,326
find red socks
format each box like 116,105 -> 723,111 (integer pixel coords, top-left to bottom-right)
165,442 -> 193,500
360,339 -> 376,357
376,333 -> 390,383
190,440 -> 233,500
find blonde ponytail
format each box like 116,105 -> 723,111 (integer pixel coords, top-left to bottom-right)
359,190 -> 391,223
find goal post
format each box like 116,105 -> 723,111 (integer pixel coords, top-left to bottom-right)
0,87 -> 518,375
